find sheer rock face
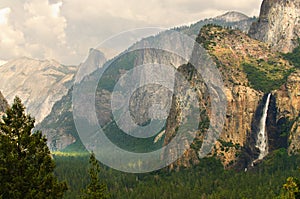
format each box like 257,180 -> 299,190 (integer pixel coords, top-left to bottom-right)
249,0 -> 300,53
275,69 -> 300,154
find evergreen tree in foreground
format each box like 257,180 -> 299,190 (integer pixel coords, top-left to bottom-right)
0,97 -> 67,198
81,152 -> 110,199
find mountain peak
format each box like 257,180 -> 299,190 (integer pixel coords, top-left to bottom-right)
0,57 -> 77,124
4,57 -> 62,68
249,0 -> 300,53
75,48 -> 107,83
215,11 -> 249,22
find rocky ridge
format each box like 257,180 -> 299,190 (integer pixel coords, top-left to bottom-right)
0,57 -> 78,123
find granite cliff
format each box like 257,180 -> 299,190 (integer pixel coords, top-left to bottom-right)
249,0 -> 300,53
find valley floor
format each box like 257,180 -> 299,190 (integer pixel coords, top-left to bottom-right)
54,148 -> 300,199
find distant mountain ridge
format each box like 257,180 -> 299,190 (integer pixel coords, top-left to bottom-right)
214,11 -> 251,22
0,57 -> 78,123
176,11 -> 256,37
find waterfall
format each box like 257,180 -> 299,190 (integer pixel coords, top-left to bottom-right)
254,93 -> 271,163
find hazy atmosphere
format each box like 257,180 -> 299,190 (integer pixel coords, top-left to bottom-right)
3,0 -> 300,198
0,0 -> 262,65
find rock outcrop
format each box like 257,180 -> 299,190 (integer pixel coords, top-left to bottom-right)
249,0 -> 300,53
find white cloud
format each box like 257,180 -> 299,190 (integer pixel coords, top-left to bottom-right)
23,0 -> 67,58
0,7 -> 10,25
50,1 -> 62,17
0,0 -> 262,65
0,7 -> 27,59
0,0 -> 69,62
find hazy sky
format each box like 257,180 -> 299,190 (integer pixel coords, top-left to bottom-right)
0,0 -> 262,65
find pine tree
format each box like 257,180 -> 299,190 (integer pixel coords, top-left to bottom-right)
81,152 -> 110,199
0,97 -> 67,198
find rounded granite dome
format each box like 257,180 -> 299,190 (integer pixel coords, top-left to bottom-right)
214,11 -> 250,23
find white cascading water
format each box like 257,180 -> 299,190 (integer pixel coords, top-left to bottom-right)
254,93 -> 271,162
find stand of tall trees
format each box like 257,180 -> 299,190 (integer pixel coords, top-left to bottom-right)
0,97 -> 68,198
80,152 -> 110,199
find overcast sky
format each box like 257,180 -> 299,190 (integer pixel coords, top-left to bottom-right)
0,0 -> 262,65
